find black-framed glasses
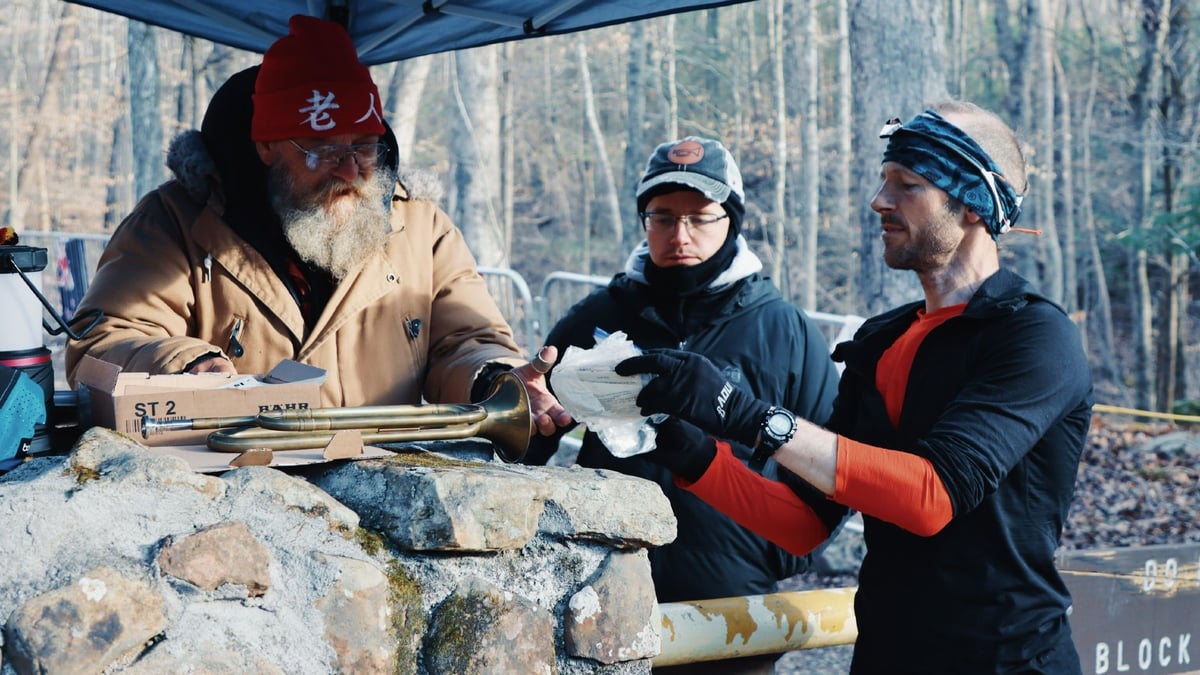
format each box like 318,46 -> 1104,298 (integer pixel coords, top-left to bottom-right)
288,139 -> 387,172
640,211 -> 730,234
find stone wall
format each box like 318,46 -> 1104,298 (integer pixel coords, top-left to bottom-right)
0,428 -> 678,674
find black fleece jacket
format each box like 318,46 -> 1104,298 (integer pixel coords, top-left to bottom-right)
831,268 -> 1093,674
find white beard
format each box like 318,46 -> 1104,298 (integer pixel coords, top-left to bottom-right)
268,167 -> 392,281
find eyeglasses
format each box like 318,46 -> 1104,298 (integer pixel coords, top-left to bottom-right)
288,139 -> 387,172
640,211 -> 729,234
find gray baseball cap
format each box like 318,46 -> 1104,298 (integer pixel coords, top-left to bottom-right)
636,136 -> 745,210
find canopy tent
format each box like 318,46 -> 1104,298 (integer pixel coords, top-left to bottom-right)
66,0 -> 757,65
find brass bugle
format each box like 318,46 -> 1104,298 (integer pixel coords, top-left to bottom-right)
142,414 -> 259,437
201,371 -> 531,462
141,405 -> 484,437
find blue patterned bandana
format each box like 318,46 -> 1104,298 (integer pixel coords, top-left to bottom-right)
880,110 -> 1023,239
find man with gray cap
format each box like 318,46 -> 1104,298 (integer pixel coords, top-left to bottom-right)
524,136 -> 843,674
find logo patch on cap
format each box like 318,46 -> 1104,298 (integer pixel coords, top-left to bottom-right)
667,139 -> 705,165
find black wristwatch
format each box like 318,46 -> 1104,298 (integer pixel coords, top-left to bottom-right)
751,406 -> 797,463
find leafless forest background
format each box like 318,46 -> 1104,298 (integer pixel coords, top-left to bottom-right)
2,0 -> 1198,414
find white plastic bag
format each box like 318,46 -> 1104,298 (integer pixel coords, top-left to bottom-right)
549,330 -> 658,457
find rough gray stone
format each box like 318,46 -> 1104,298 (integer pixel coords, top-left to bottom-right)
313,553 -> 398,673
565,550 -> 660,664
0,433 -> 681,673
69,427 -> 226,498
532,464 -> 677,548
424,576 -> 556,675
310,457 -> 548,551
222,465 -> 361,534
120,644 -> 289,675
1139,430 -> 1200,457
4,566 -> 166,675
590,662 -> 653,674
156,521 -> 271,597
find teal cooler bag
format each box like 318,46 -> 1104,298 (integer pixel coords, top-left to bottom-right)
0,365 -> 46,466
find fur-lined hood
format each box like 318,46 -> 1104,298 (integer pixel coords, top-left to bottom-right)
165,129 -> 444,206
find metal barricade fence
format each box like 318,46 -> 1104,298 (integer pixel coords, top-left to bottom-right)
17,232 -> 111,297
477,268 -> 614,356
476,266 -> 538,356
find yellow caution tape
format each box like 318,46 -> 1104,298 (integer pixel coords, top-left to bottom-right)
1092,403 -> 1200,424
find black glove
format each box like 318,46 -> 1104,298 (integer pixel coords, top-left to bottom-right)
645,416 -> 717,483
616,348 -> 770,447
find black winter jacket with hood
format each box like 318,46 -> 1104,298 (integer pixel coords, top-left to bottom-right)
527,238 -> 844,602
831,268 -> 1093,674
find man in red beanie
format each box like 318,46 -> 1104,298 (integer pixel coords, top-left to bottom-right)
67,15 -> 571,438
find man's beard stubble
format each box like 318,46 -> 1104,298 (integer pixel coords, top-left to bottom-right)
881,202 -> 964,272
267,165 -> 392,281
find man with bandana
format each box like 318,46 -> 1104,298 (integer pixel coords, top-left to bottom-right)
524,136 -> 844,675
616,101 -> 1093,673
66,15 -> 571,436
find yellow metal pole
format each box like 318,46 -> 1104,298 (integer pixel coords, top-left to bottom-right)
654,587 -> 858,666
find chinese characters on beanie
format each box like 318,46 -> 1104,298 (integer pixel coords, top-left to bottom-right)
251,14 -> 385,142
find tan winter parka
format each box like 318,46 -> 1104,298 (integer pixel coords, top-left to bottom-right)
65,177 -> 525,408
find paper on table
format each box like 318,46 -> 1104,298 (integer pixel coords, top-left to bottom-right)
220,360 -> 328,389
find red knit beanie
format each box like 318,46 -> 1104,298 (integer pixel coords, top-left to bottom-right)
251,15 -> 385,142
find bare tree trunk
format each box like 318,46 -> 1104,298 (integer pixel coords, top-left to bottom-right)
105,77 -> 131,232
1130,0 -> 1172,410
1055,53 -> 1077,313
577,40 -> 623,249
501,44 -> 515,260
1130,201 -> 1155,411
528,44 -> 576,273
1176,251 -> 1195,401
832,0 -> 855,309
1077,1 -> 1121,395
204,44 -> 237,97
994,0 -> 1035,132
580,163 -> 593,275
191,40 -> 210,131
383,55 -> 433,163
797,0 -> 820,310
1035,0 -> 1064,303
4,2 -> 77,228
623,21 -> 649,246
7,21 -> 21,228
175,36 -> 203,130
129,20 -> 164,200
730,7 -> 748,148
665,16 -> 679,141
1159,0 -> 1194,408
949,0 -> 965,97
450,46 -> 506,267
768,0 -> 787,289
993,0 -> 1039,284
850,0 -> 948,313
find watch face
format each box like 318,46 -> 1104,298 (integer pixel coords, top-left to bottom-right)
766,411 -> 794,435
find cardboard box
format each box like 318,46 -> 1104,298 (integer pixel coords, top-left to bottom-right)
74,355 -> 326,446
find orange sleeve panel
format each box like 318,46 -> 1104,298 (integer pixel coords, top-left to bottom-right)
676,440 -> 830,556
834,436 -> 953,536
